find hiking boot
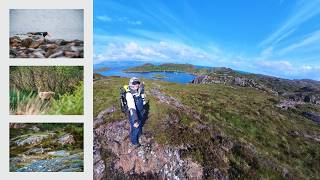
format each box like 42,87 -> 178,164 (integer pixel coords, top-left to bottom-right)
127,143 -> 141,154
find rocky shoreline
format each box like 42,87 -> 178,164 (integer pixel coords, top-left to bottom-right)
10,34 -> 83,58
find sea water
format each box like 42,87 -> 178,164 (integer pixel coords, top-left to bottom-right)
94,61 -> 196,84
10,9 -> 84,41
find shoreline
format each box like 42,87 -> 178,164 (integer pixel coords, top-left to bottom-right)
10,34 -> 84,58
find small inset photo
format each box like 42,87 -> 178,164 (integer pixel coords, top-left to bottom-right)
10,66 -> 83,115
10,123 -> 84,172
9,9 -> 84,58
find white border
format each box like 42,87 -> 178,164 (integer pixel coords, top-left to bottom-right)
1,0 -> 93,179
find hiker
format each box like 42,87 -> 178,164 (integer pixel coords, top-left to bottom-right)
123,77 -> 147,148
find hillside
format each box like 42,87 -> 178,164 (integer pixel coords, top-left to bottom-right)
123,63 -> 199,73
125,63 -> 320,105
93,75 -> 320,179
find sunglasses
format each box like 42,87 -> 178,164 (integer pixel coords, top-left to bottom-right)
132,81 -> 140,85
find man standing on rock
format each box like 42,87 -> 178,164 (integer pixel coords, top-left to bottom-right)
125,77 -> 147,151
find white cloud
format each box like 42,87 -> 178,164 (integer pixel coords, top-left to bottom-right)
94,41 -> 218,64
260,0 -> 320,48
128,20 -> 142,25
96,15 -> 142,25
253,59 -> 320,80
278,30 -> 320,55
257,60 -> 294,72
96,15 -> 112,22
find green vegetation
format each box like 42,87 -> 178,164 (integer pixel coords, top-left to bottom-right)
124,63 -> 198,73
10,66 -> 83,115
152,73 -> 167,79
49,82 -> 84,115
94,67 -> 111,73
10,123 -> 83,172
94,76 -> 320,179
123,63 -> 236,76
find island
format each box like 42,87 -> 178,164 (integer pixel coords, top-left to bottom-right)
94,67 -> 111,73
152,73 -> 167,79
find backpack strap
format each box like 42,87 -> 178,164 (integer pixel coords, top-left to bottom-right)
123,85 -> 130,92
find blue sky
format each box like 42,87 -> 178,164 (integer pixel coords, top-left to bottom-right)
94,0 -> 320,80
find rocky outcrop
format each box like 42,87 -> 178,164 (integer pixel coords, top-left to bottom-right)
192,75 -> 277,95
284,91 -> 320,105
13,134 -> 50,147
58,133 -> 75,145
9,34 -> 83,58
10,124 -> 83,172
192,73 -> 320,107
93,107 -> 203,180
276,100 -> 304,110
302,112 -> 320,125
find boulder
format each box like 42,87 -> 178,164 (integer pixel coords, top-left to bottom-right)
48,50 -> 64,58
58,133 -> 75,145
30,38 -> 44,49
47,150 -> 70,157
9,36 -> 21,44
21,38 -> 33,48
14,134 -> 49,147
93,160 -> 105,180
64,51 -> 80,58
33,51 -> 45,58
10,34 -> 84,58
54,39 -> 69,46
29,126 -> 40,132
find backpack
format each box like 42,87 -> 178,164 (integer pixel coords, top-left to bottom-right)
120,85 -> 130,113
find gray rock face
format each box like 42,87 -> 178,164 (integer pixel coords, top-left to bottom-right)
10,123 -> 84,172
192,72 -> 320,106
192,75 -> 277,95
276,100 -> 304,110
302,112 -> 320,125
47,150 -> 70,157
14,134 -> 49,147
10,34 -> 83,58
58,133 -> 75,145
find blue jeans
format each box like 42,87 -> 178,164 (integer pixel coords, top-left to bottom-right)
129,118 -> 142,145
129,95 -> 145,145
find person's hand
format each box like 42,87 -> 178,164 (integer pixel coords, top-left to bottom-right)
133,122 -> 139,128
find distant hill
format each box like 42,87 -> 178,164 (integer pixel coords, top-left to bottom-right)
124,63 -> 198,73
93,67 -> 110,73
124,63 -> 320,105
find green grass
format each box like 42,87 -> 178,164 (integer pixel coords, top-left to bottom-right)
94,76 -> 320,179
49,82 -> 84,115
10,123 -> 84,155
10,82 -> 84,115
152,73 -> 166,79
10,89 -> 51,115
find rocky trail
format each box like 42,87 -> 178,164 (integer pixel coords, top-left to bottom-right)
93,106 -> 203,180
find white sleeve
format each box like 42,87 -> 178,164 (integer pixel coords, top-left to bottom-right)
141,93 -> 146,105
126,93 -> 136,110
